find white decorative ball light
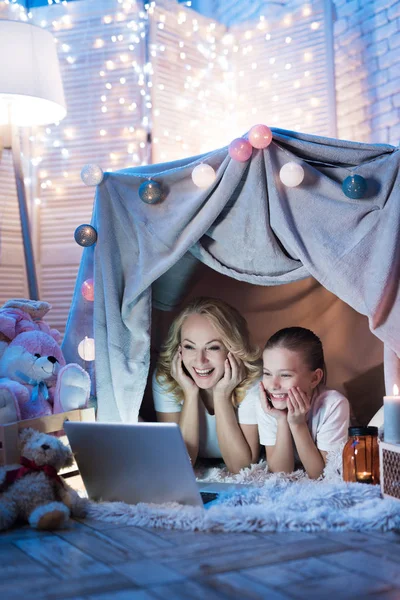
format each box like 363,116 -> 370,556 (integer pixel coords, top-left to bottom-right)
191,163 -> 216,189
279,162 -> 305,187
78,337 -> 95,361
80,164 -> 104,186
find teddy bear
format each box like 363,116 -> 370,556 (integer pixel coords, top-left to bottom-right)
0,298 -> 91,424
0,428 -> 88,530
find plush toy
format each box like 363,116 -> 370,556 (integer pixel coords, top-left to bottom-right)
0,299 -> 91,424
0,428 -> 88,530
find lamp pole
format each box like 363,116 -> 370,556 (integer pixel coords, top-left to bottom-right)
9,122 -> 39,300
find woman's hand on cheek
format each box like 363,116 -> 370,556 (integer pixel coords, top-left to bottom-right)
170,347 -> 199,394
287,387 -> 311,425
214,352 -> 245,399
259,382 -> 288,421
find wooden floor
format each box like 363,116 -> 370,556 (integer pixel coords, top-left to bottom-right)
1,518 -> 400,600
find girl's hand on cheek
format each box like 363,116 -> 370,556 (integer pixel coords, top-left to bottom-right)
170,347 -> 199,394
259,382 -> 288,421
287,387 -> 311,425
215,352 -> 245,398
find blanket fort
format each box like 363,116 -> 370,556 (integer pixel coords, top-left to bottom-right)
62,128 -> 400,422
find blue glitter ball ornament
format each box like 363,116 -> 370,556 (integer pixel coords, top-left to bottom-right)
138,180 -> 163,204
342,175 -> 367,199
74,224 -> 98,247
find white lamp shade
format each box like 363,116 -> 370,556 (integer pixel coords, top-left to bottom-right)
0,20 -> 66,126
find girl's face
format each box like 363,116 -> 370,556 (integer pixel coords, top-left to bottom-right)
262,346 -> 322,410
180,313 -> 228,390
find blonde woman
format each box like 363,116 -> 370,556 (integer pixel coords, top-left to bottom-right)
153,297 -> 261,473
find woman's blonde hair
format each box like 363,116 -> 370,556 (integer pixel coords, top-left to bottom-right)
156,297 -> 261,406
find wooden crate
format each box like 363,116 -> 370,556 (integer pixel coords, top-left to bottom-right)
379,440 -> 400,502
0,407 -> 95,467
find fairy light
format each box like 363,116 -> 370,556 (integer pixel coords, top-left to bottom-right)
23,0 -> 326,210
283,14 -> 293,26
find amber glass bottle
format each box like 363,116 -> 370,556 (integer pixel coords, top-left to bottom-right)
342,426 -> 380,484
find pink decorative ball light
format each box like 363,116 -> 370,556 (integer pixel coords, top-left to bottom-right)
248,124 -> 272,149
81,278 -> 94,302
228,138 -> 253,162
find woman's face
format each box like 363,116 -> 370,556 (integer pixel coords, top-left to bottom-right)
180,313 -> 228,390
262,347 -> 321,410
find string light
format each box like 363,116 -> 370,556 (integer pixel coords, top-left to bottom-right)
279,162 -> 305,187
14,0 -> 327,214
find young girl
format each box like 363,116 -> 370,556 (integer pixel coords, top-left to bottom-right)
257,327 -> 349,479
153,297 -> 261,473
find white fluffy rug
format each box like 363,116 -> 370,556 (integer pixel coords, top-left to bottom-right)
87,450 -> 400,533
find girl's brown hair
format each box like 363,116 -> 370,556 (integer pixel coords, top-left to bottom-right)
264,326 -> 327,384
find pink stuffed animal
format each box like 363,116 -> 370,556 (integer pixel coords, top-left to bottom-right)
0,299 -> 90,424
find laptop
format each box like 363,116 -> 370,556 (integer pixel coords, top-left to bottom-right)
64,421 -> 255,508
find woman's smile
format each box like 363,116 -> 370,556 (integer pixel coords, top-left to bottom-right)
193,367 -> 215,377
181,314 -> 228,390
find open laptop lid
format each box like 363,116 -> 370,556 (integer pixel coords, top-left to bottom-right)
64,421 -> 204,507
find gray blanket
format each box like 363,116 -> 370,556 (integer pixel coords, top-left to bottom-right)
62,128 -> 400,422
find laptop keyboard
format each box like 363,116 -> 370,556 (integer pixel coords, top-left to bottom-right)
200,491 -> 219,505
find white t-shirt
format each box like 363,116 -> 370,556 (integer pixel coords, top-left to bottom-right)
152,372 -> 259,458
256,386 -> 350,452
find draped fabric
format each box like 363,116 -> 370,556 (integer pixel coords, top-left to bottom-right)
62,129 -> 400,422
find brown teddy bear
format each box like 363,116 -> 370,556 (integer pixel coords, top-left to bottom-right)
0,428 -> 88,530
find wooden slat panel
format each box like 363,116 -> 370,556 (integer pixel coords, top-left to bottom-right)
151,0 -> 332,164
233,0 -> 332,136
29,0 -> 148,330
0,148 -> 28,303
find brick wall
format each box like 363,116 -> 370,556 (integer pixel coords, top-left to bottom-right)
194,0 -> 400,145
331,0 -> 399,144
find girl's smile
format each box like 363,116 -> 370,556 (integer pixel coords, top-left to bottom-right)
262,347 -> 322,410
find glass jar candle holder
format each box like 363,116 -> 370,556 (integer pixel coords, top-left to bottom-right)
342,426 -> 380,484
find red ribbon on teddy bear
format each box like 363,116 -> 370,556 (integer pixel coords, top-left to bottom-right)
5,457 -> 63,486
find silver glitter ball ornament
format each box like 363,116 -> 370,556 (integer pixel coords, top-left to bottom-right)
81,164 -> 104,186
74,224 -> 98,247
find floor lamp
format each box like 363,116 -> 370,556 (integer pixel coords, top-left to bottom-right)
0,19 -> 66,300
